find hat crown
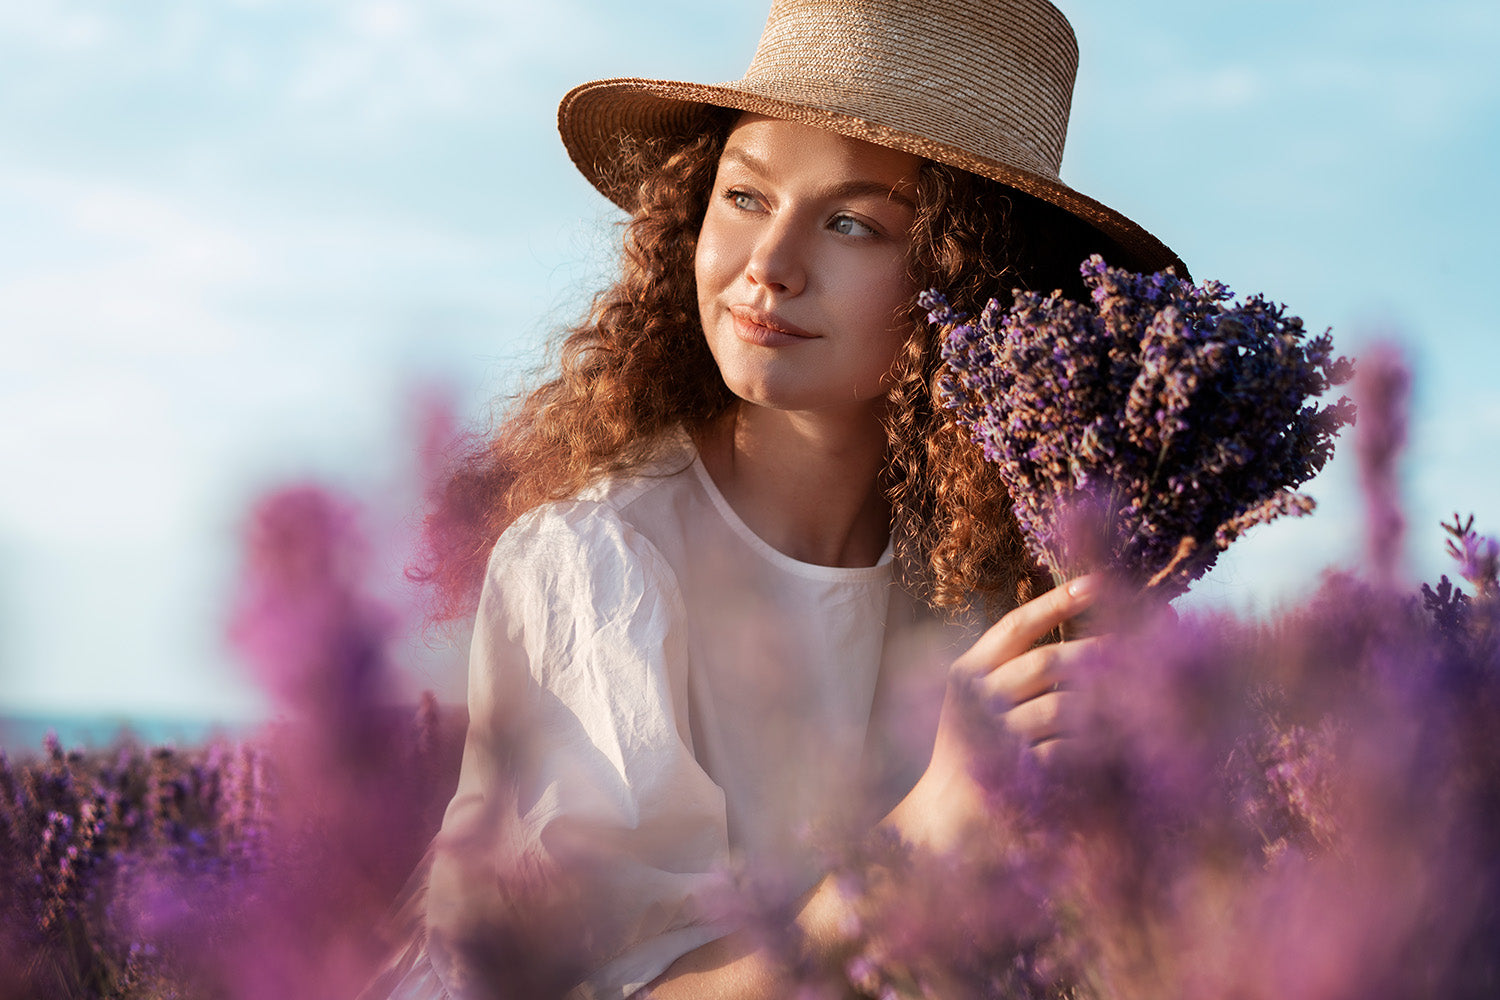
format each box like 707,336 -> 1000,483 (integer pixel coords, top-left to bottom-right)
555,0 -> 1185,275
736,0 -> 1078,179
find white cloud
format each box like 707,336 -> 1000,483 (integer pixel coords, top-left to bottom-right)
1140,64 -> 1268,114
0,3 -> 112,52
0,373 -> 198,545
0,168 -> 259,359
263,0 -> 607,127
0,159 -> 524,361
0,0 -> 608,137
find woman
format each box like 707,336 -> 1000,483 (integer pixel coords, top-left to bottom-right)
381,0 -> 1186,997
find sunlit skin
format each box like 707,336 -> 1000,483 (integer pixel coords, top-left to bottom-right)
651,114 -> 1101,998
691,115 -> 922,570
695,113 -> 921,418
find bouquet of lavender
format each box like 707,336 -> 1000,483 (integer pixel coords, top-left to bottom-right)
923,256 -> 1355,600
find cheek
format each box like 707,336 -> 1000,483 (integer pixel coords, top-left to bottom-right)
870,326 -> 913,387
861,275 -> 917,382
692,226 -> 734,371
857,267 -> 916,340
692,226 -> 711,303
693,210 -> 738,299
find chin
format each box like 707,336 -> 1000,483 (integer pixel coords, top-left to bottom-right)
729,384 -> 886,425
724,383 -> 808,412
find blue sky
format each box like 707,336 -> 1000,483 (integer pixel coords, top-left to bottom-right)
2,0 -> 1497,724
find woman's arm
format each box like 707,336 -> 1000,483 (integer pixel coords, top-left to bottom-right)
427,506 -> 733,999
646,576 -> 1102,998
646,874 -> 859,999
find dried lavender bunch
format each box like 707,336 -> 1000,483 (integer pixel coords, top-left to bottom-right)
923,256 -> 1356,599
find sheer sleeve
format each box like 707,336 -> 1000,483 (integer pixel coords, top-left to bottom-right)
425,501 -> 732,1000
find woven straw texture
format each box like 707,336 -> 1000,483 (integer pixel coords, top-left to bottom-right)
558,0 -> 1185,276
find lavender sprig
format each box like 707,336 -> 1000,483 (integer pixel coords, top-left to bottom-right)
924,255 -> 1356,599
1440,513 -> 1500,600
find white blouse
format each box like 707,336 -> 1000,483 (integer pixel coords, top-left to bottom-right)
391,432 -> 972,1000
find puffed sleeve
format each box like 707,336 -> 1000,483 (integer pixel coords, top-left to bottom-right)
425,501 -> 732,1000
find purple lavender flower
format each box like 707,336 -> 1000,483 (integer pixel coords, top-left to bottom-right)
1440,513 -> 1500,599
8,376 -> 1500,999
924,256 -> 1355,598
1354,344 -> 1410,584
227,485 -> 393,720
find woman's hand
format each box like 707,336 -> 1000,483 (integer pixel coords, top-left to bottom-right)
883,575 -> 1102,852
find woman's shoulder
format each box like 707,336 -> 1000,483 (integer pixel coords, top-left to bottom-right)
475,499 -> 683,659
485,430 -> 697,593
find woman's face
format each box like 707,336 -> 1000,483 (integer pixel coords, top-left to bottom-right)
695,114 -> 922,422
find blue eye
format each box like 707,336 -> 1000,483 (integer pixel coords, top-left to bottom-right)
725,189 -> 760,211
831,214 -> 877,238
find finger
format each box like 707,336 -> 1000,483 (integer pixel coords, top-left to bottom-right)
1032,736 -> 1074,764
999,690 -> 1074,744
954,575 -> 1102,679
974,634 -> 1106,706
975,643 -> 1060,706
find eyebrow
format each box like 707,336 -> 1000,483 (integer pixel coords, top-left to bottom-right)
717,147 -> 919,211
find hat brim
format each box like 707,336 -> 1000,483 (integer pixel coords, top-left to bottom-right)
558,77 -> 1188,279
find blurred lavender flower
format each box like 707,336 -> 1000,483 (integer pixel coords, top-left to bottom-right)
215,483 -> 445,998
228,485 -> 392,727
924,256 -> 1355,599
1354,344 -> 1410,583
809,560 -> 1500,1000
0,475 -> 471,999
12,363 -> 1500,1000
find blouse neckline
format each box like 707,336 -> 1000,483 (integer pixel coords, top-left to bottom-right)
684,443 -> 895,584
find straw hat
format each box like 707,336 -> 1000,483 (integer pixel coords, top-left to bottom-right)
558,0 -> 1186,277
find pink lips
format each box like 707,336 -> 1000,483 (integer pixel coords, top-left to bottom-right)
730,305 -> 816,347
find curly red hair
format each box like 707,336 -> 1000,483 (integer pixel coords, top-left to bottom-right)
415,111 -> 1135,622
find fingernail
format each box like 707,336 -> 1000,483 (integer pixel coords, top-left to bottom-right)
1068,575 -> 1100,599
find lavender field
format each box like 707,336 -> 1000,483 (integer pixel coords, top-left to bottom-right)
3,355 -> 1499,999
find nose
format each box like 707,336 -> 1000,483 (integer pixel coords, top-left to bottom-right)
744,215 -> 807,296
